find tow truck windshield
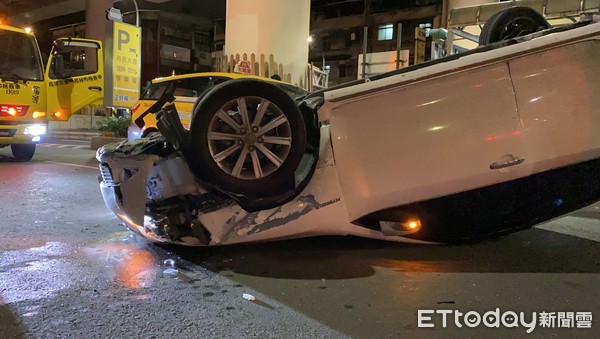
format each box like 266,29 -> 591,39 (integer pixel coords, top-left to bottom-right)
0,29 -> 43,82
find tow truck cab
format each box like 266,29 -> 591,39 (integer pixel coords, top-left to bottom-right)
0,24 -> 104,160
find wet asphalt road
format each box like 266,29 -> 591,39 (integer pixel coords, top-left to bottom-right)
1,143 -> 599,338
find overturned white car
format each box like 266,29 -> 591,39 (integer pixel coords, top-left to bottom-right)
97,8 -> 600,246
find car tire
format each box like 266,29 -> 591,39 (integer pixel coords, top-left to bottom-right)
479,7 -> 550,45
11,144 -> 35,161
141,127 -> 159,138
188,79 -> 308,205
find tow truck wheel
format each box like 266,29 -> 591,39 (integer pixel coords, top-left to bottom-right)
188,79 -> 307,204
11,144 -> 36,161
479,7 -> 550,45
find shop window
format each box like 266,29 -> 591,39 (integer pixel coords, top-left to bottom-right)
339,64 -> 347,78
378,24 -> 393,41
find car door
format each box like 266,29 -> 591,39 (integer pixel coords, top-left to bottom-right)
508,38 -> 600,220
509,40 -> 600,175
45,38 -> 104,120
324,61 -> 531,221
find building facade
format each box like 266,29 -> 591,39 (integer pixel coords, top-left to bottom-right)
27,0 -> 445,89
30,5 -> 214,88
309,0 -> 444,85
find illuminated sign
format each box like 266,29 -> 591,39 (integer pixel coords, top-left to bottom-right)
109,21 -> 141,108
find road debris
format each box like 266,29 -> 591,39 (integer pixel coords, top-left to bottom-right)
242,293 -> 256,301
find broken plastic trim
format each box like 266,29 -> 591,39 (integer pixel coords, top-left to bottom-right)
134,82 -> 177,129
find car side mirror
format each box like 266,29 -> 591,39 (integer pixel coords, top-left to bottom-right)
53,38 -> 65,50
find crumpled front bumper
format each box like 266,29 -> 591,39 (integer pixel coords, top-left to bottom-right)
96,135 -> 167,241
96,135 -> 211,246
98,154 -> 158,236
99,180 -> 142,232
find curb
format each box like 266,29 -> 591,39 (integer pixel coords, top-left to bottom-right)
47,130 -> 99,141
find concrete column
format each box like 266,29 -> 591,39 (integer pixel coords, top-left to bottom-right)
225,0 -> 310,86
85,0 -> 114,70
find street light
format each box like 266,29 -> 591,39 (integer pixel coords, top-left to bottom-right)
132,0 -> 139,27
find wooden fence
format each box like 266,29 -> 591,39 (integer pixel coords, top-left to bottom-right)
214,53 -> 330,91
215,53 -> 294,83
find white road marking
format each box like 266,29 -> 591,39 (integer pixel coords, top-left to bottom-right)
44,161 -> 99,170
39,143 -> 89,150
535,215 -> 600,242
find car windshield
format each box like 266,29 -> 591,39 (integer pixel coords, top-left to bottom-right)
0,29 -> 43,81
142,76 -> 308,101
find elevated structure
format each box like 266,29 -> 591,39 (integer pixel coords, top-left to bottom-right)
225,0 -> 310,86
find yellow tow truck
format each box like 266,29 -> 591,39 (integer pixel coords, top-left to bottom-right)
0,24 -> 104,160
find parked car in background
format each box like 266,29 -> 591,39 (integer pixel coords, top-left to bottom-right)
98,8 -> 600,246
128,72 -> 307,141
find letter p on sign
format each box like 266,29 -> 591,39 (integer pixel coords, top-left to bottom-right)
118,30 -> 130,51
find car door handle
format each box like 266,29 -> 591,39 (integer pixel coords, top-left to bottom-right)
490,156 -> 525,170
88,86 -> 102,92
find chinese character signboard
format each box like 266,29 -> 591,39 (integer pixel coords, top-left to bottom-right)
104,21 -> 141,108
414,27 -> 427,65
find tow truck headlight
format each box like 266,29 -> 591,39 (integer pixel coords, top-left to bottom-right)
24,124 -> 47,136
